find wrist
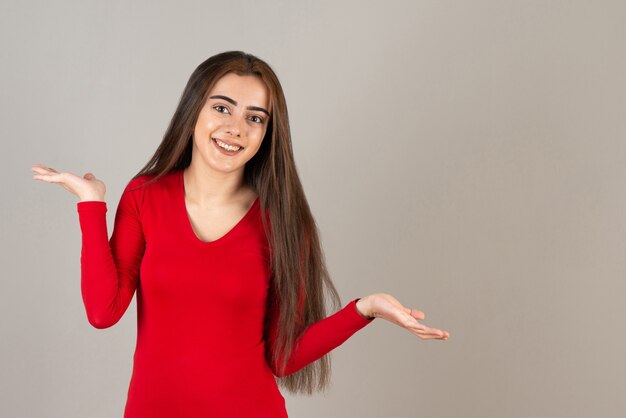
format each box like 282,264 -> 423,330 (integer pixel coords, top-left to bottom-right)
79,195 -> 105,202
355,297 -> 375,320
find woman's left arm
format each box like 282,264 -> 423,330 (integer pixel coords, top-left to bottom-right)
265,297 -> 373,377
265,294 -> 449,377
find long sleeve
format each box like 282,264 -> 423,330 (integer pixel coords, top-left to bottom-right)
77,179 -> 146,329
265,297 -> 374,377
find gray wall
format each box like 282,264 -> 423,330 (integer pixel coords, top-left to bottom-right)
2,0 -> 625,417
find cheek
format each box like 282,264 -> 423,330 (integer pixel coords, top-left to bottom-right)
241,136 -> 263,158
195,112 -> 218,132
250,132 -> 266,151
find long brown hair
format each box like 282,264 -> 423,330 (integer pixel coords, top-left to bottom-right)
128,51 -> 341,394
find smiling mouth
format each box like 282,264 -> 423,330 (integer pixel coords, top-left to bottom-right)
212,137 -> 243,153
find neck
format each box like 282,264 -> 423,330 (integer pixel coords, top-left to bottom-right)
183,162 -> 247,206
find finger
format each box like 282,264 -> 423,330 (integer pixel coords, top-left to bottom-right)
424,327 -> 447,337
431,329 -> 450,339
410,328 -> 448,340
408,318 -> 446,335
32,166 -> 51,174
407,308 -> 425,320
32,166 -> 59,175
407,328 -> 441,340
32,172 -> 64,183
401,314 -> 430,329
403,318 -> 429,332
421,334 -> 447,340
421,328 -> 445,338
407,322 -> 446,338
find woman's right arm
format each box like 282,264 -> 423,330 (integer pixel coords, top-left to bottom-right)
77,179 -> 146,329
32,165 -> 145,328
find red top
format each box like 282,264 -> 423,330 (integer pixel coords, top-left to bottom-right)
76,169 -> 374,418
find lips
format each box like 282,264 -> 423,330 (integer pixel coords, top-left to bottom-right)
212,137 -> 243,149
212,137 -> 243,155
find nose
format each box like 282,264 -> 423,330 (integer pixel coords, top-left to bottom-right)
226,115 -> 244,137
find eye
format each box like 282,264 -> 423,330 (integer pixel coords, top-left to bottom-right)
249,115 -> 264,124
213,105 -> 230,114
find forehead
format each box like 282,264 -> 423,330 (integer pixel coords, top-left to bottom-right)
208,73 -> 270,110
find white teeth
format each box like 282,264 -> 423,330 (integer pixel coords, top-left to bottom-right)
215,138 -> 241,152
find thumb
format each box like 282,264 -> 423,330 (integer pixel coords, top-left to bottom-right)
83,172 -> 95,180
406,307 -> 425,320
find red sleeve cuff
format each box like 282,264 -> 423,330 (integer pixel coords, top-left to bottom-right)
77,201 -> 107,212
351,298 -> 375,322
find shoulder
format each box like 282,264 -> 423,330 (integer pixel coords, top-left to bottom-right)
124,174 -> 155,191
117,171 -> 179,214
124,171 -> 178,194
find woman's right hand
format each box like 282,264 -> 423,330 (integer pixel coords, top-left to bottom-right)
31,164 -> 106,202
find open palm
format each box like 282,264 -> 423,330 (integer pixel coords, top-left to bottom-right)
31,164 -> 106,201
364,293 -> 450,340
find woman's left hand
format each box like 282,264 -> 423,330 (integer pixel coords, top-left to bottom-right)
356,293 -> 450,340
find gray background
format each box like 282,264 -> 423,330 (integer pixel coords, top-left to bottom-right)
2,0 -> 625,417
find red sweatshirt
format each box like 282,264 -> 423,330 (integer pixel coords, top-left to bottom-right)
76,169 -> 374,417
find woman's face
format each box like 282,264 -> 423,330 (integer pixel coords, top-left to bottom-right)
192,72 -> 271,176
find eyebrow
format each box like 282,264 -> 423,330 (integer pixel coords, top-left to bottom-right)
209,95 -> 271,117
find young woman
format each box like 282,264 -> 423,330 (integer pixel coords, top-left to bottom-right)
31,51 -> 449,417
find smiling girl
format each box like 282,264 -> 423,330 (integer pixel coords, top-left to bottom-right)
32,50 -> 449,417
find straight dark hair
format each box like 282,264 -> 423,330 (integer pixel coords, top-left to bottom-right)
127,51 -> 341,394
